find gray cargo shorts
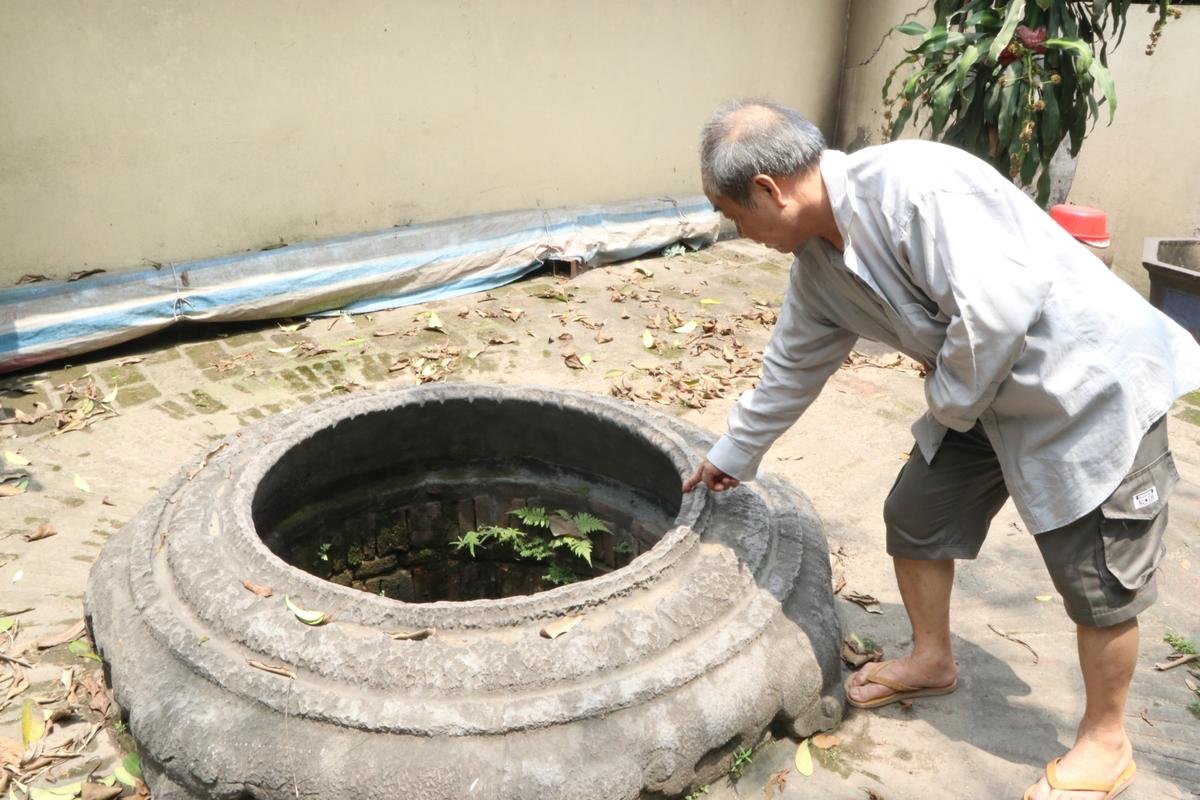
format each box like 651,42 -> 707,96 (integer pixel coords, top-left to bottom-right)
883,415 -> 1174,628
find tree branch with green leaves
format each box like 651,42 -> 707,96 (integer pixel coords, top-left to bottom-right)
883,0 -> 1181,206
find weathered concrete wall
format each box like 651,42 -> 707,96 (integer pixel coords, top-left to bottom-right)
0,0 -> 850,284
836,1 -> 1200,294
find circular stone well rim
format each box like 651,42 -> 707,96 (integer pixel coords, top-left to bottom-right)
117,385 -> 799,735
229,385 -> 708,623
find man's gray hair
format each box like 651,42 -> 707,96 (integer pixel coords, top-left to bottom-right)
700,99 -> 826,207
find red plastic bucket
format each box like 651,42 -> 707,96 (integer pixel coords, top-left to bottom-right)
1050,204 -> 1110,248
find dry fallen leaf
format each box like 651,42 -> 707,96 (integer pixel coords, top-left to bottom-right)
540,615 -> 583,639
794,739 -> 813,776
0,735 -> 22,767
840,633 -> 883,669
843,591 -> 882,614
21,698 -> 44,747
0,478 -> 30,497
23,523 -> 56,542
673,320 -> 698,335
82,783 -> 123,800
1154,652 -> 1199,671
186,442 -> 228,480
73,474 -> 92,493
764,767 -> 789,797
285,595 -> 330,626
987,623 -> 1039,665
3,452 -> 30,467
642,330 -> 655,349
242,580 -> 273,598
388,628 -> 436,641
247,659 -> 295,679
1035,594 -> 1053,602
424,311 -> 445,332
36,619 -> 87,650
563,352 -> 586,370
811,733 -> 843,750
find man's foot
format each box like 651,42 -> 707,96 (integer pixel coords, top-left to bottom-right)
845,654 -> 957,708
1023,734 -> 1134,800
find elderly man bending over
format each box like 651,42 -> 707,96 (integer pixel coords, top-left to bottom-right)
682,99 -> 1200,800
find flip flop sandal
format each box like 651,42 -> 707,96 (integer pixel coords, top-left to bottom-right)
1022,758 -> 1136,800
843,659 -> 958,710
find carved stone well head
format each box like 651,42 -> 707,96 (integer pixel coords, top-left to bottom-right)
85,384 -> 844,799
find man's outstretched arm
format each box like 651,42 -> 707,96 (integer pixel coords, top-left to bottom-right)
685,265 -> 857,492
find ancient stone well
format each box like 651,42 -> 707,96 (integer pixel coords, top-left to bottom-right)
86,384 -> 844,800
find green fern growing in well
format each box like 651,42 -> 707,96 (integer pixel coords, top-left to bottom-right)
572,512 -> 610,536
510,506 -> 550,528
455,504 -> 611,584
542,564 -> 579,586
562,535 -> 593,566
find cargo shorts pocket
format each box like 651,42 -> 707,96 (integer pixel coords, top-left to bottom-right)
1097,451 -> 1177,590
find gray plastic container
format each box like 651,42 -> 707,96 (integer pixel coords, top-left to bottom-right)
1144,238 -> 1200,341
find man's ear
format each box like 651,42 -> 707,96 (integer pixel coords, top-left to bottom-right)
751,174 -> 786,207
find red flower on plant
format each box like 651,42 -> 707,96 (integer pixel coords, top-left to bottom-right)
1016,24 -> 1048,52
999,25 -> 1047,66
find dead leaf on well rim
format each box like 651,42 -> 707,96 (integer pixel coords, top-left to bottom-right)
540,615 -> 583,639
285,596 -> 330,626
388,628 -> 436,641
242,580 -> 273,598
247,659 -> 295,679
186,442 -> 228,481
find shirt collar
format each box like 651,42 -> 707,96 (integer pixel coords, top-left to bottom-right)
791,149 -> 854,260
817,149 -> 855,246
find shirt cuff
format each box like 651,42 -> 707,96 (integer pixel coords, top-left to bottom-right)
706,435 -> 763,482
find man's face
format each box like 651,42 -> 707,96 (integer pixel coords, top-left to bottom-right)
707,176 -> 808,254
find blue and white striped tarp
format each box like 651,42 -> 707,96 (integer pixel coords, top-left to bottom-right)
0,196 -> 720,374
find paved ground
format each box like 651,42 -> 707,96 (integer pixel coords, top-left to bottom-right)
1,239 -> 1197,799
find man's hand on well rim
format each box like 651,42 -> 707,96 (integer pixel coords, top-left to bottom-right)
682,460 -> 740,493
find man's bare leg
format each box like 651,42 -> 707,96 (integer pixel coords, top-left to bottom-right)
847,557 -> 958,703
1025,618 -> 1137,800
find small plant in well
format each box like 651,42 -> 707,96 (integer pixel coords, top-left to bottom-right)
451,506 -> 611,586
1164,630 -> 1198,655
683,785 -> 710,800
728,746 -> 754,781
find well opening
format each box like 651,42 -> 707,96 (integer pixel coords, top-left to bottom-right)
251,396 -> 682,602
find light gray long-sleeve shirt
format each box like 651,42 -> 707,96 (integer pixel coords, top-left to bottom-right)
707,140 -> 1200,534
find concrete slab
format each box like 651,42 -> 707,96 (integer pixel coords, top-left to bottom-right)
1,240 -> 1197,798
